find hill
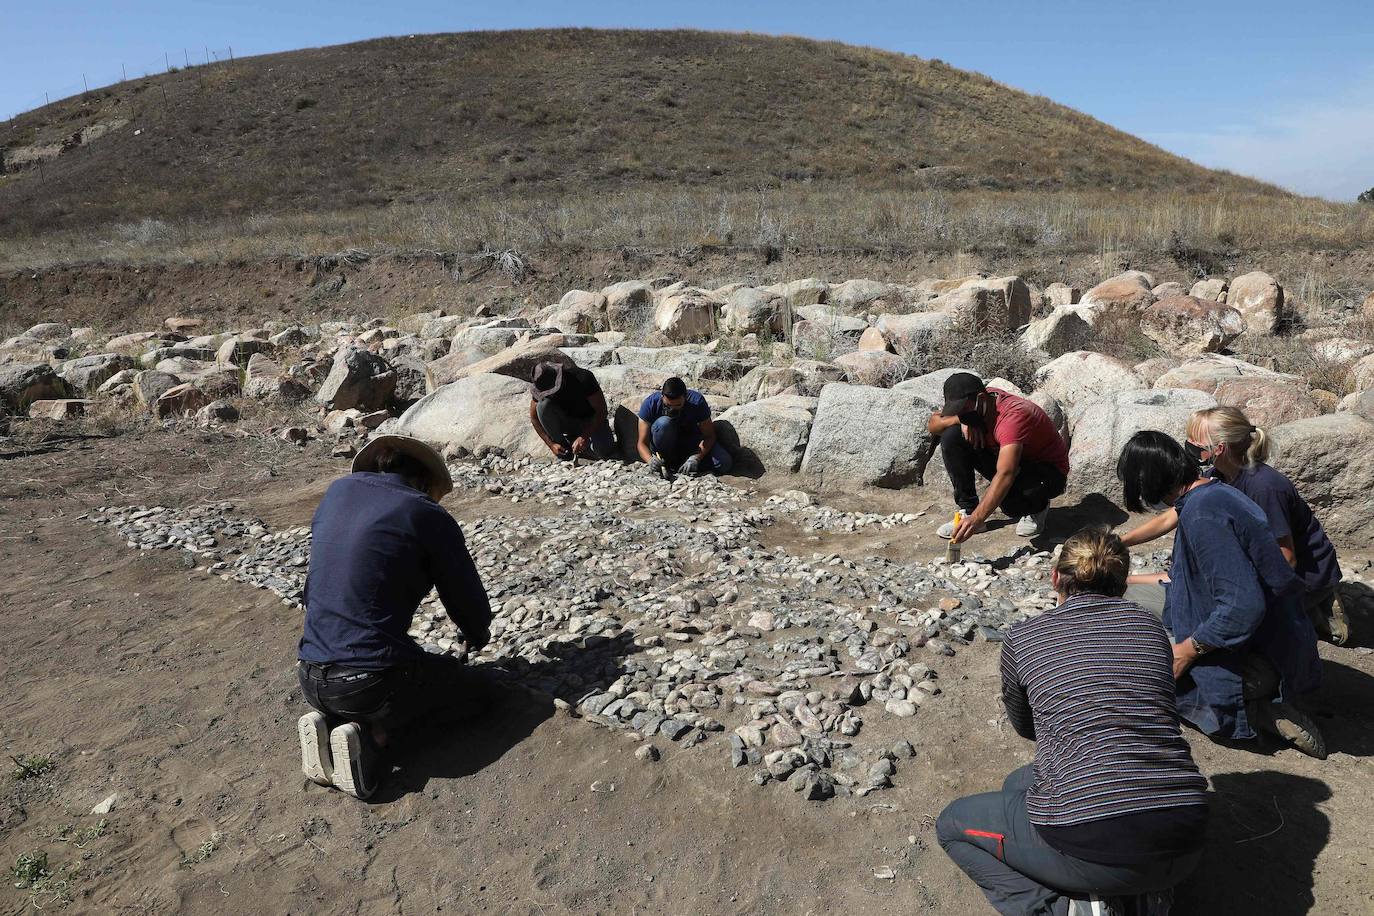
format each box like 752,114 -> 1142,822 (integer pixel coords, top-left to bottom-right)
0,29 -> 1283,237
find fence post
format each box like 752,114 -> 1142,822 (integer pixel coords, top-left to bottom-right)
82,73 -> 88,93
229,46 -> 234,63
166,52 -> 171,72
122,63 -> 127,81
184,48 -> 189,67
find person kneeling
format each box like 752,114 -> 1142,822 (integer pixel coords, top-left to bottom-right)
636,376 -> 733,478
938,528 -> 1209,916
296,436 -> 494,800
528,361 -> 618,462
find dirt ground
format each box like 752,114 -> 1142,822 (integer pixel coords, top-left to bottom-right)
2,428 -> 1372,915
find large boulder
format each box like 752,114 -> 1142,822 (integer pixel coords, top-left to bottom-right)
833,350 -> 909,388
215,335 -> 276,367
1270,413 -> 1374,545
791,314 -> 868,360
1212,378 -> 1324,428
876,312 -> 956,356
397,374 -> 546,458
602,280 -> 655,332
1140,296 -> 1245,354
1043,283 -> 1080,309
1023,272 -> 1157,357
894,367 -> 979,406
0,363 -> 71,411
1082,272 -> 1157,314
715,395 -> 818,474
722,287 -> 790,337
1353,354 -> 1374,392
955,276 -> 1033,329
614,346 -> 754,383
447,335 -> 575,386
1021,307 -> 1096,357
766,278 -> 828,308
653,290 -> 720,342
154,383 -> 210,419
1134,357 -> 1184,387
29,399 -> 91,420
24,322 -> 73,342
799,383 -> 941,489
829,279 -> 893,312
243,353 -> 309,401
1154,354 -> 1302,395
1190,278 -> 1228,302
734,361 -> 845,402
452,322 -> 551,355
1034,352 -> 1144,412
541,290 -> 609,335
422,347 -> 490,392
1066,388 -> 1217,501
316,347 -> 398,411
1227,271 -> 1285,335
58,353 -> 134,393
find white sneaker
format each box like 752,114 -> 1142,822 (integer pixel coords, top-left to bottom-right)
298,711 -> 333,787
937,516 -> 985,539
329,723 -> 380,800
1016,508 -> 1049,537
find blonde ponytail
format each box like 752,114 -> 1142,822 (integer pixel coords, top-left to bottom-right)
1054,527 -> 1129,598
1190,406 -> 1269,467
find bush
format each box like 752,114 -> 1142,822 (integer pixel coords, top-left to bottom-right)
1359,188 -> 1374,204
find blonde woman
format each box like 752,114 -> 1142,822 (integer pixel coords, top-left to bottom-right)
1120,406 -> 1347,645
938,528 -> 1208,916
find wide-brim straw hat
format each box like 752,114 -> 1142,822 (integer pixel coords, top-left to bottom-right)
352,435 -> 453,500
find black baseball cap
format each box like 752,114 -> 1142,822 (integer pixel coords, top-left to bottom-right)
940,372 -> 986,416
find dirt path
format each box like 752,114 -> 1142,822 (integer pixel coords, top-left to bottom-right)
1,430 -> 1372,914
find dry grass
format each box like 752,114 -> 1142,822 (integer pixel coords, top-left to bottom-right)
1,28 -> 1280,241
3,187 -> 1371,274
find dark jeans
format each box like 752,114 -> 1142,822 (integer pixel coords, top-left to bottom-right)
649,415 -> 733,473
940,425 -> 1067,517
298,653 -> 497,739
938,766 -> 1202,916
535,399 -> 617,460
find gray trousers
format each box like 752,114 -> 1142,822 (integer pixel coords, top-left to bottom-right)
938,766 -> 1202,916
1124,582 -> 1168,618
535,399 -> 616,460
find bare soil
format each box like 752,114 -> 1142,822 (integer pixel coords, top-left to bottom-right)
1,429 -> 1372,915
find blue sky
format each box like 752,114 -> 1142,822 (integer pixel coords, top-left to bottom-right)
4,0 -> 1372,199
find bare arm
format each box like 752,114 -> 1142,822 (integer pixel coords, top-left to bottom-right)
927,411 -> 959,436
636,418 -> 654,463
1277,534 -> 1297,568
528,399 -> 563,456
1120,507 -> 1179,548
695,418 -> 717,460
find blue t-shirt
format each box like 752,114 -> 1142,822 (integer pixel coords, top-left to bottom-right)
637,389 -> 712,429
1210,464 -> 1341,592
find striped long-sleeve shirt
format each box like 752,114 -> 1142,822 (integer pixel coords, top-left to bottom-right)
1001,593 -> 1209,827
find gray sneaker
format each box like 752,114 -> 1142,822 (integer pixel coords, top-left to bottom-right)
1016,508 -> 1049,537
298,711 -> 333,787
329,723 -> 381,800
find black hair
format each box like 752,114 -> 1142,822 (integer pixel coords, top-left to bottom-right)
661,376 -> 687,399
376,449 -> 431,491
1115,430 -> 1197,513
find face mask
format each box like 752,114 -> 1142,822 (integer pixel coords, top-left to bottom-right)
665,405 -> 683,418
957,410 -> 982,428
1184,440 -> 1214,469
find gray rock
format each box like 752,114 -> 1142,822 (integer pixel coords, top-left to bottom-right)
716,395 -> 817,474
0,363 -> 71,411
800,383 -> 941,489
316,347 -> 397,411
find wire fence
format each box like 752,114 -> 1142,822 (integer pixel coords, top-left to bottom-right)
4,46 -> 238,123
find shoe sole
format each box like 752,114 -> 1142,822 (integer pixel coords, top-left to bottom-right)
1272,704 -> 1328,759
298,713 -> 333,787
329,725 -> 376,800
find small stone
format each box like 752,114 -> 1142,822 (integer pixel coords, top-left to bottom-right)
635,744 -> 661,762
873,866 -> 896,881
884,699 -> 918,718
91,793 -> 118,815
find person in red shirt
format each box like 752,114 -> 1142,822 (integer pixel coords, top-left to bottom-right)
927,372 -> 1070,543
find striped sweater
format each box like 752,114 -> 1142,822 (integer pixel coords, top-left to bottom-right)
1001,593 -> 1209,826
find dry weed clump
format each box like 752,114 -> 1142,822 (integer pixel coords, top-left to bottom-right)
902,326 -> 1043,393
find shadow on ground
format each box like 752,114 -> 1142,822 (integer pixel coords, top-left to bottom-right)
1175,770 -> 1331,916
372,631 -> 641,801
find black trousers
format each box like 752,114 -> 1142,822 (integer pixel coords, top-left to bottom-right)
940,425 -> 1067,517
298,653 -> 497,738
937,766 -> 1202,916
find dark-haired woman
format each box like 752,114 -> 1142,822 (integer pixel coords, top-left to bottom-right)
1115,430 -> 1324,757
938,528 -> 1209,916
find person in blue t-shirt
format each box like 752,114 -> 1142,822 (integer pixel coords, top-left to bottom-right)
636,376 -> 733,477
1120,407 -> 1347,645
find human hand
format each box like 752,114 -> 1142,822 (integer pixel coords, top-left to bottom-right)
648,455 -> 665,475
951,513 -> 982,544
680,454 -> 703,476
572,436 -> 590,456
1171,639 -> 1198,680
549,441 -> 568,457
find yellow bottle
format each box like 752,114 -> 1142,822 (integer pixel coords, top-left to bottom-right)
945,511 -> 962,564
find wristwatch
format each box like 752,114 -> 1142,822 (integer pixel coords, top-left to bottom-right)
1189,636 -> 1212,655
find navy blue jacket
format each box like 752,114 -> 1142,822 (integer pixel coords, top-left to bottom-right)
298,472 -> 491,670
1165,481 -> 1321,739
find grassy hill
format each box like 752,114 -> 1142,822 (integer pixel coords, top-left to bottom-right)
0,29 -> 1282,238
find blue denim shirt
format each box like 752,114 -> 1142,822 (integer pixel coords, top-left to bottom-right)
298,472 -> 491,670
1165,481 -> 1321,739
